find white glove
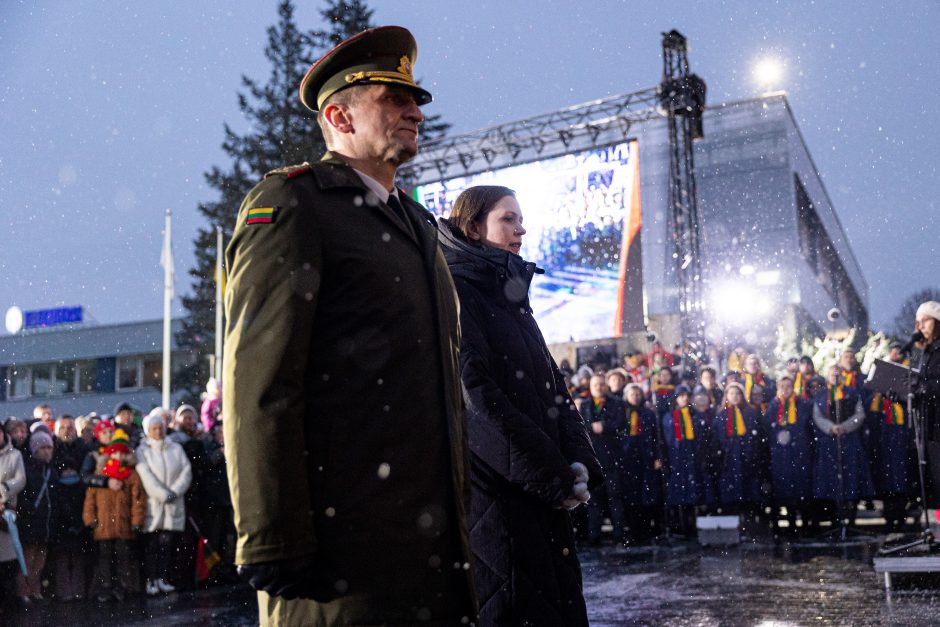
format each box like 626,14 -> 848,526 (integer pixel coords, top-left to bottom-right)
558,463 -> 591,510
570,462 -> 589,484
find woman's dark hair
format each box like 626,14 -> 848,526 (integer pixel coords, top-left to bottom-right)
448,185 -> 516,238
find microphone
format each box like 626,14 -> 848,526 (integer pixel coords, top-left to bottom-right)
900,331 -> 925,354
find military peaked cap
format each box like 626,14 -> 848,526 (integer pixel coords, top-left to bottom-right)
300,25 -> 432,112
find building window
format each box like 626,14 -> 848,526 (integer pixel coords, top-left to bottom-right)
142,357 -> 162,390
77,361 -> 97,393
31,364 -> 53,397
9,367 -> 30,400
115,354 -> 162,391
117,357 -> 141,390
53,361 -> 76,395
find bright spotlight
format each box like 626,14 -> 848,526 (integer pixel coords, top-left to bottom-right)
753,57 -> 784,88
711,283 -> 760,325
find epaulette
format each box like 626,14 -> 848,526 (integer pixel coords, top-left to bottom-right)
264,162 -> 313,180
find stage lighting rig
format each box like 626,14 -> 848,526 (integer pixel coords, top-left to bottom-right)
659,30 -> 707,349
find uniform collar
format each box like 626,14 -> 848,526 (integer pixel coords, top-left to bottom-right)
351,167 -> 399,205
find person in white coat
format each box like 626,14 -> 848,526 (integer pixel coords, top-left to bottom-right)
136,412 -> 192,596
0,425 -> 27,615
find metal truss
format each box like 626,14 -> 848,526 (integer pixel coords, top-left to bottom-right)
399,86 -> 664,187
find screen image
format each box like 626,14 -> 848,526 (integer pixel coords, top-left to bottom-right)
412,140 -> 642,344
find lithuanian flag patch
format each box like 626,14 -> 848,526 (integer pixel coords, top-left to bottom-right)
246,206 -> 278,225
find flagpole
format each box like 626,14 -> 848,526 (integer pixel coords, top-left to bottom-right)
162,208 -> 173,410
215,225 -> 224,380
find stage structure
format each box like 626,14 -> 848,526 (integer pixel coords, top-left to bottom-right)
401,32 -> 868,358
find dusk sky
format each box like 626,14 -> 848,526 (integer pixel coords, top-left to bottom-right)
1,0 -> 936,333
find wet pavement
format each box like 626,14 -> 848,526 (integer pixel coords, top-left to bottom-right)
6,535 -> 940,626
579,538 -> 940,626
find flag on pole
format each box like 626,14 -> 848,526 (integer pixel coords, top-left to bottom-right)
160,212 -> 174,281
195,535 -> 221,582
161,209 -> 173,410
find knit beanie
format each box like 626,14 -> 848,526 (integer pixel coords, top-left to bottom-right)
916,301 -> 940,323
29,431 -> 54,455
95,419 -> 115,440
176,404 -> 197,420
102,428 -> 132,481
142,410 -> 165,433
724,381 -> 746,397
30,421 -> 51,435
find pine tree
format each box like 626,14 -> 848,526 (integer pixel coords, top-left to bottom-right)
176,0 -> 450,404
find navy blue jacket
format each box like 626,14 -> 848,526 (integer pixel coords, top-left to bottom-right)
764,396 -> 815,501
812,388 -> 875,501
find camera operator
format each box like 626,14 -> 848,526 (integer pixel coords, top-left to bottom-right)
913,301 -> 940,505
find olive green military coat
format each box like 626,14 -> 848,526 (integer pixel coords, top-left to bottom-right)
223,153 -> 474,625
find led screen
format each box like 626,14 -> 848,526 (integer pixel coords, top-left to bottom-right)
413,140 -> 641,344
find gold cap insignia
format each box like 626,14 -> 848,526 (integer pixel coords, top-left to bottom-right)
397,55 -> 413,78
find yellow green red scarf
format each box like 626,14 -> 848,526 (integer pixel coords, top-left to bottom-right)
629,409 -> 642,436
725,404 -> 746,437
776,396 -> 797,425
794,372 -> 806,399
673,406 -> 695,441
826,385 -> 845,416
870,393 -> 904,426
744,372 -> 766,402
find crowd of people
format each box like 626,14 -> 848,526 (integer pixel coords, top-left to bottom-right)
559,341 -> 921,545
0,379 -> 234,617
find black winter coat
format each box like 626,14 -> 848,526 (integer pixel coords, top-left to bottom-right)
19,458 -> 58,545
920,339 -> 940,442
919,339 -> 940,506
439,218 -> 603,627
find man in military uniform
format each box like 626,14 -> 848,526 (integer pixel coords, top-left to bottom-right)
223,26 -> 475,626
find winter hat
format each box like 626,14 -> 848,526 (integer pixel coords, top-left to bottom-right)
176,404 -> 197,419
724,381 -> 746,397
103,428 -> 132,480
103,428 -> 131,456
142,409 -> 164,433
606,368 -> 630,381
674,384 -> 692,397
29,431 -> 54,455
95,419 -> 115,440
916,301 -> 940,323
29,421 -> 51,435
113,402 -> 134,415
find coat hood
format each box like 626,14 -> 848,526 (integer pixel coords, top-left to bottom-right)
437,217 -> 543,307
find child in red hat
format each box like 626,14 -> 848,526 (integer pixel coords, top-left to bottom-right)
82,429 -> 146,602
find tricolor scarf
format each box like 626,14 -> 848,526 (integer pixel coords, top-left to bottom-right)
725,404 -> 746,437
628,408 -> 642,436
592,397 -> 606,419
843,370 -> 858,389
883,400 -> 904,426
673,406 -> 695,441
794,372 -> 807,399
653,383 -> 676,397
776,396 -> 797,426
744,372 -> 766,402
870,393 -> 904,426
826,384 -> 845,416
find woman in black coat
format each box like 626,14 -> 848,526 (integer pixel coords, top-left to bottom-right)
439,185 -> 603,627
914,301 -> 940,505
